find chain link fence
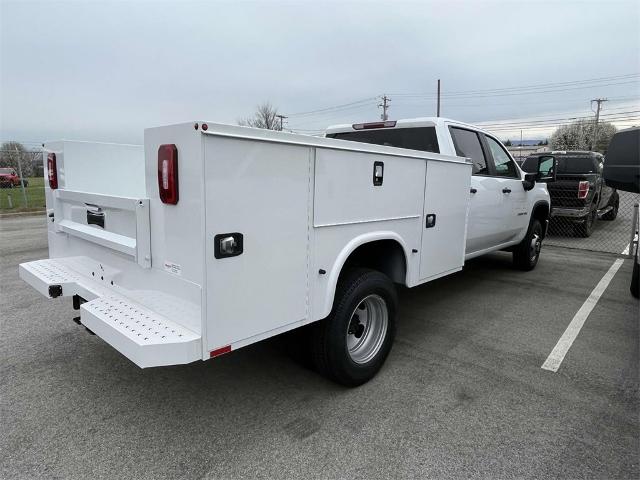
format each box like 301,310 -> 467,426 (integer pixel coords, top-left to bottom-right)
545,188 -> 639,256
0,177 -> 46,212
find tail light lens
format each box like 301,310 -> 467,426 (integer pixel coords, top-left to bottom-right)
47,153 -> 58,189
577,181 -> 590,199
158,144 -> 178,204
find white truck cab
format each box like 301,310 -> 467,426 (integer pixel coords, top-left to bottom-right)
19,118 -> 551,386
326,117 -> 552,265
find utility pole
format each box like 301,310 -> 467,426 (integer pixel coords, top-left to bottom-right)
14,145 -> 28,208
520,129 -> 523,161
378,95 -> 390,121
275,114 -> 287,131
437,79 -> 441,117
590,98 -> 607,151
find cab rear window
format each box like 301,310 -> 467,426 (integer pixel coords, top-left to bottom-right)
523,156 -> 597,174
327,127 -> 439,154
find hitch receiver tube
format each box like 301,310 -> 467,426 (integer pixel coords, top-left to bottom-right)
48,285 -> 63,298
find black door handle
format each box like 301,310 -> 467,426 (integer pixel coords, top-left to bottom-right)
470,188 -> 477,194
502,188 -> 512,194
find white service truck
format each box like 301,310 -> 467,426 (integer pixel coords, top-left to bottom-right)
19,117 -> 554,386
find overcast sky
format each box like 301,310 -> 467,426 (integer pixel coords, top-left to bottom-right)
1,0 -> 639,146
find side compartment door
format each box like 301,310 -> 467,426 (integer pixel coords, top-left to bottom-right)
448,126 -> 504,254
419,160 -> 471,280
482,135 -> 529,243
203,136 -> 312,353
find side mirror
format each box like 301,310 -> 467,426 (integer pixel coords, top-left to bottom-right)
536,155 -> 556,183
523,173 -> 536,191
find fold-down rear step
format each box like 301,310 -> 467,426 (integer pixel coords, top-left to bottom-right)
19,258 -> 201,368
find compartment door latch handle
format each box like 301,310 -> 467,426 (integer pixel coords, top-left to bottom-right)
214,233 -> 244,259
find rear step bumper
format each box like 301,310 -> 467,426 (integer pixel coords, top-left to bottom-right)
551,205 -> 613,220
19,258 -> 201,368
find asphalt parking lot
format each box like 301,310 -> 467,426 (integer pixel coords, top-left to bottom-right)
1,215 -> 638,479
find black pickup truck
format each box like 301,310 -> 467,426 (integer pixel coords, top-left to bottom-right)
522,151 -> 618,237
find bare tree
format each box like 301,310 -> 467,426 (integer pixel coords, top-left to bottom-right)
550,119 -> 617,153
238,102 -> 283,131
0,141 -> 35,177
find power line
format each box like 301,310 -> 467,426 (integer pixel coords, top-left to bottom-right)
282,74 -> 640,127
390,80 -> 639,100
478,109 -> 639,128
391,95 -> 640,108
484,117 -> 640,132
389,73 -> 640,97
287,97 -> 377,117
475,106 -> 639,124
481,112 -> 640,128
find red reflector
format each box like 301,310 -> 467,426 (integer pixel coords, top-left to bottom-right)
157,144 -> 178,204
210,345 -> 231,358
577,180 -> 590,199
352,120 -> 397,130
47,153 -> 58,189
201,123 -> 208,131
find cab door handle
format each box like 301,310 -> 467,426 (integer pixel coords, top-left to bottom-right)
470,188 -> 477,194
502,188 -> 512,194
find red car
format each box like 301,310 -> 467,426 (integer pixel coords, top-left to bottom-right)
0,167 -> 28,188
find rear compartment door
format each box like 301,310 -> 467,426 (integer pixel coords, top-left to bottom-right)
46,141 -> 151,268
203,135 -> 312,352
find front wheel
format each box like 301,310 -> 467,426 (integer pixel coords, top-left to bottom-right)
513,219 -> 543,271
310,268 -> 397,386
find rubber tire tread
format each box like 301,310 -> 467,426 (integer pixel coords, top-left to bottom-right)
310,268 -> 397,387
513,219 -> 543,271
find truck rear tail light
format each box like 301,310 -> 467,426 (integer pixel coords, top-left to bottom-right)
158,144 -> 178,204
47,153 -> 58,189
352,121 -> 397,130
577,181 -> 590,199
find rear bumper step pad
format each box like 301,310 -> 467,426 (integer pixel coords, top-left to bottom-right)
19,258 -> 200,368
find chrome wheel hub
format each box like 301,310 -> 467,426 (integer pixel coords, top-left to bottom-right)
530,233 -> 541,262
346,294 -> 388,364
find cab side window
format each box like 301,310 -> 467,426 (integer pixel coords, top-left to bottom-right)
449,127 -> 489,175
486,136 -> 518,178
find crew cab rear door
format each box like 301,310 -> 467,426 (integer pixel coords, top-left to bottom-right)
448,126 -> 505,253
481,134 -> 529,243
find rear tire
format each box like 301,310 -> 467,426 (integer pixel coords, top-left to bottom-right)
602,192 -> 619,221
310,268 -> 397,387
575,203 -> 597,237
513,219 -> 543,271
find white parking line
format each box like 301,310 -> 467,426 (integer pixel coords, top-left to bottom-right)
541,253 -> 626,373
